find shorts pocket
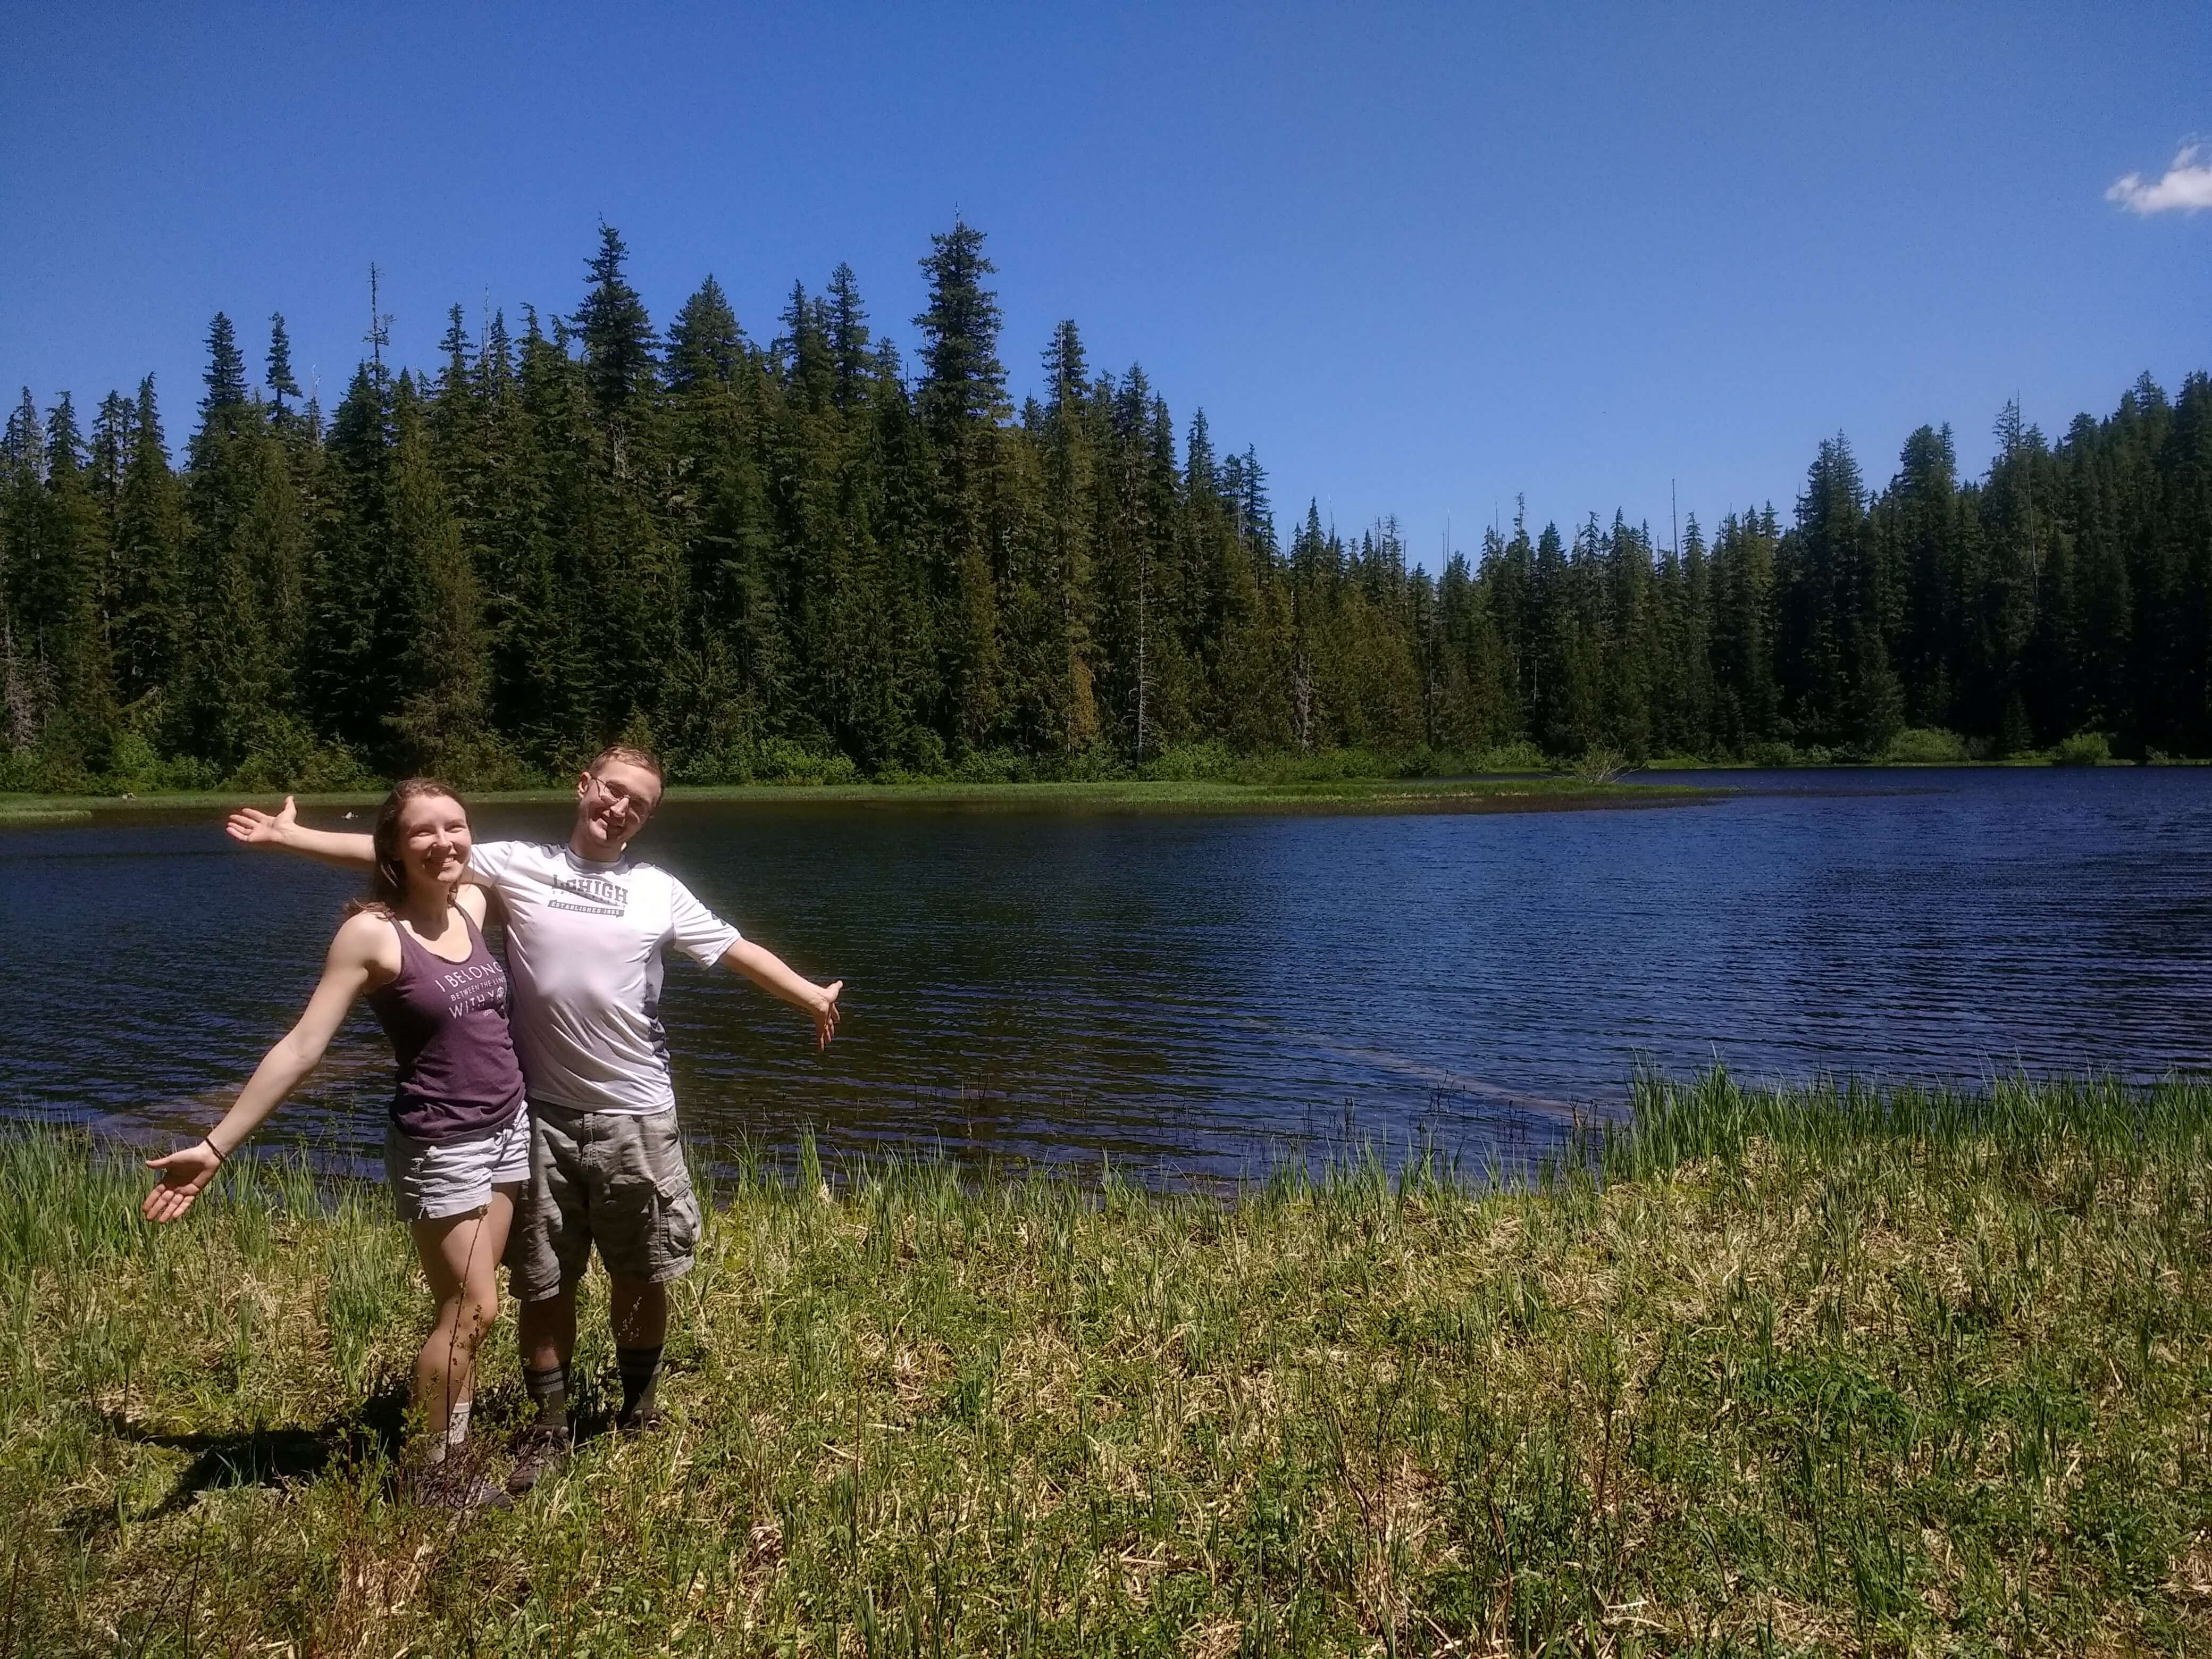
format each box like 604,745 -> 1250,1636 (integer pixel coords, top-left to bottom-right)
656,1175 -> 700,1259
643,1122 -> 698,1263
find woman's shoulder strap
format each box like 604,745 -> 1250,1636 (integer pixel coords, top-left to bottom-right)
336,907 -> 409,978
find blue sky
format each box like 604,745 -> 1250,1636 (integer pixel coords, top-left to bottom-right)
3,2 -> 2205,558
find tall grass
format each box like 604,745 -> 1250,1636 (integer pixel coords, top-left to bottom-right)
4,1075 -> 2211,1655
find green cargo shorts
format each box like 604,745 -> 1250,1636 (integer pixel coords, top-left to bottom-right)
509,1102 -> 700,1301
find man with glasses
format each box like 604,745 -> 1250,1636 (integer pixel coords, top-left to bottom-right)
227,744 -> 841,1494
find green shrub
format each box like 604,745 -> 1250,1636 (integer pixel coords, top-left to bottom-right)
1468,739 -> 1552,773
1139,741 -> 1236,782
1238,747 -> 1412,784
1572,744 -> 1629,783
756,739 -> 859,785
2052,730 -> 2113,766
226,716 -> 379,792
949,745 -> 1033,784
1063,743 -> 1127,781
899,726 -> 947,777
1880,726 -> 1970,765
1745,739 -> 1798,766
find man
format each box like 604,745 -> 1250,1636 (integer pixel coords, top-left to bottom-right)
228,744 -> 841,1494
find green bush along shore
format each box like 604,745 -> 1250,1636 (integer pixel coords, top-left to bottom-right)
6,1073 -> 2212,1655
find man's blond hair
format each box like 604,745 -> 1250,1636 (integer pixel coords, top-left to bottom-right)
587,744 -> 664,784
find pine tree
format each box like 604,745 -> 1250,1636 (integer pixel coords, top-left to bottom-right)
575,224 -> 658,424
176,473 -> 274,771
237,430 -> 310,710
198,313 -> 250,434
915,219 -> 1008,443
39,395 -> 120,766
488,307 -> 594,768
14,226 -> 2212,786
778,281 -> 833,413
826,264 -> 873,413
1031,321 -> 1097,751
0,392 -> 44,753
112,378 -> 185,710
304,362 -> 391,756
915,217 -> 1008,747
665,276 -> 743,391
178,311 -> 285,771
265,313 -> 301,414
665,278 -> 777,749
386,379 -> 502,778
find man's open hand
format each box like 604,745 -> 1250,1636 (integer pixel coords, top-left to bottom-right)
227,795 -> 297,847
812,981 -> 843,1050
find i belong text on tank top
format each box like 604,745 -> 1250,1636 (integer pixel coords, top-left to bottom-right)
366,909 -> 528,1141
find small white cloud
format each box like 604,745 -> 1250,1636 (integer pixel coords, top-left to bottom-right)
2107,143 -> 2212,215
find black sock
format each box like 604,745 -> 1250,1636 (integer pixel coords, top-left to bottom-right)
617,1345 -> 664,1418
524,1363 -> 568,1428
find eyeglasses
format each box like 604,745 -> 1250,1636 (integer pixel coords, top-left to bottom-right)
586,774 -> 659,816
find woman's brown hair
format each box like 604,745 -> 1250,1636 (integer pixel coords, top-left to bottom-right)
344,777 -> 468,917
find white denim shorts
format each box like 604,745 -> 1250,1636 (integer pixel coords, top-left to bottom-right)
384,1110 -> 531,1224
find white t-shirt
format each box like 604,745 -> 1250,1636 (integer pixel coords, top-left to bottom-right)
466,840 -> 743,1115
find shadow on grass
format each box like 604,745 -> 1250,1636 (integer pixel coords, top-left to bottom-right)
90,1382 -> 412,1524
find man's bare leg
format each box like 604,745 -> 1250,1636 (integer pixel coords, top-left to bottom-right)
520,1287 -> 577,1373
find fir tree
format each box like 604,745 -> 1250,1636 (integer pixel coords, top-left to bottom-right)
266,313 -> 301,413
915,217 -> 1008,745
665,276 -> 743,391
12,222 -> 2212,785
575,223 -> 658,422
112,378 -> 185,710
198,313 -> 250,432
39,395 -> 119,764
386,380 -> 500,777
825,264 -> 873,412
915,218 -> 1008,442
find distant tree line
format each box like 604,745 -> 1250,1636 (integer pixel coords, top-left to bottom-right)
4,220 -> 2209,792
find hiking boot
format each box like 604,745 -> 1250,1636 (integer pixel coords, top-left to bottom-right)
506,1420 -> 572,1495
613,1402 -> 668,1436
410,1461 -> 513,1513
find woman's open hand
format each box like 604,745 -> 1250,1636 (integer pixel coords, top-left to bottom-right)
143,1142 -> 222,1222
225,795 -> 297,847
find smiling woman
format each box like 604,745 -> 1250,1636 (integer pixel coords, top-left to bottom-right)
141,776 -> 530,1511
350,777 -> 478,916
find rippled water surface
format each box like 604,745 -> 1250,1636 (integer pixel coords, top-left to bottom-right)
4,769 -> 2209,1176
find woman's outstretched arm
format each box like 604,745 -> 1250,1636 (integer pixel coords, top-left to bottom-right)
143,914 -> 390,1222
225,795 -> 376,869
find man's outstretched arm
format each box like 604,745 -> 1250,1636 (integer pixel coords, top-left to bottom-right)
721,939 -> 843,1051
225,795 -> 375,869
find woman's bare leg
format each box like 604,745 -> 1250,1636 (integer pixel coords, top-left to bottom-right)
409,1190 -> 515,1454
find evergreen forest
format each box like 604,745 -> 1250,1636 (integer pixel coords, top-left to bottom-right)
5,220 -> 2209,794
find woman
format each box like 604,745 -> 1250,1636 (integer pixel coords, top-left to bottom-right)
144,778 -> 528,1511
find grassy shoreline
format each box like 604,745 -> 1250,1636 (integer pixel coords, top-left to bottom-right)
0,773 -> 1710,823
9,1073 -> 2211,1654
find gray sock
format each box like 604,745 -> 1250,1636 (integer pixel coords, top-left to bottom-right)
524,1364 -> 568,1428
617,1345 -> 663,1418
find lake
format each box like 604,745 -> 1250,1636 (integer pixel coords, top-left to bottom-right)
4,768 -> 2208,1180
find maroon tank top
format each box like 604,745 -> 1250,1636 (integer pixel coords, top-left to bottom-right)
366,909 -> 527,1141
